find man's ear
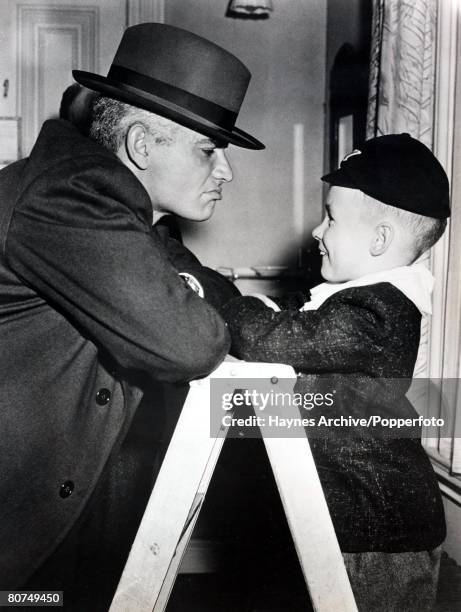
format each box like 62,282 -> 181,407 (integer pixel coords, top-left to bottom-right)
370,222 -> 394,256
124,123 -> 150,170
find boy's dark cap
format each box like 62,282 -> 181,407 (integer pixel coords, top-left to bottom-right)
321,133 -> 450,218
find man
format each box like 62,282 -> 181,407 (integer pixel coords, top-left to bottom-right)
0,23 -> 263,610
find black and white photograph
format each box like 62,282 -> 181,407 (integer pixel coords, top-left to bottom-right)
0,0 -> 460,610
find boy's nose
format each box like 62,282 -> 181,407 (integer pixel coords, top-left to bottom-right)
212,149 -> 233,183
312,217 -> 327,241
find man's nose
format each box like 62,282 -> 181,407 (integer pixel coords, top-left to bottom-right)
312,216 -> 327,241
213,149 -> 233,182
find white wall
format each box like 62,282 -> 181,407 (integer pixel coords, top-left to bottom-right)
167,0 -> 327,271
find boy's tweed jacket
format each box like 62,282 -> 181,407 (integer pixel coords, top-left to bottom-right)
0,119 -> 238,588
222,284 -> 446,552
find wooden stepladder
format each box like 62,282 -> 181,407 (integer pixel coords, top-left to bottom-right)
109,361 -> 358,612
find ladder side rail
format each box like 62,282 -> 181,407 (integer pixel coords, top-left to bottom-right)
262,419 -> 358,612
110,361 -> 296,612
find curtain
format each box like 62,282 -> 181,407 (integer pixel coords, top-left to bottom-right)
366,0 -> 437,145
365,0 -> 461,472
366,0 -> 437,378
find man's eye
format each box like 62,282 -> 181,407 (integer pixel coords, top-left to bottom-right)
202,148 -> 216,157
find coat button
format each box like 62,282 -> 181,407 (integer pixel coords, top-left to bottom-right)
59,480 -> 74,499
96,388 -> 111,405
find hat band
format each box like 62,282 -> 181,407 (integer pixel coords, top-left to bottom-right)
107,65 -> 237,131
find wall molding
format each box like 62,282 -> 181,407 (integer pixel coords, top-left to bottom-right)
432,2 -> 460,383
423,1 -> 461,474
444,5 -> 461,473
17,4 -> 98,156
429,0 -> 459,380
431,457 -> 461,506
126,0 -> 165,26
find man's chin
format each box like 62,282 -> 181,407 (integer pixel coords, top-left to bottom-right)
197,201 -> 217,221
177,200 -> 217,222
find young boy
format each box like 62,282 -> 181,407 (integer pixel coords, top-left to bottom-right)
222,133 -> 448,611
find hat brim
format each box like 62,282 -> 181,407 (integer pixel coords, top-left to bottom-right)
73,70 -> 264,150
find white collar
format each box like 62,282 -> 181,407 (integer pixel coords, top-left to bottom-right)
300,264 -> 434,315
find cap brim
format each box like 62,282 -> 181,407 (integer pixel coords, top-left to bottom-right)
321,168 -> 356,188
73,70 -> 264,150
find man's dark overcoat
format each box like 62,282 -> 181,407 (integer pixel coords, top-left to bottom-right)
0,120 -> 237,588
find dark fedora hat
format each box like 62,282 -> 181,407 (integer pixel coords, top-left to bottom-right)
73,23 -> 264,149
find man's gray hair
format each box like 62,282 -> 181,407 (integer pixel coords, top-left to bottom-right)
89,96 -> 180,153
361,193 -> 447,260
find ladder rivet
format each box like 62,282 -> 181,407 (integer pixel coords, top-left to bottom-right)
271,376 -> 278,384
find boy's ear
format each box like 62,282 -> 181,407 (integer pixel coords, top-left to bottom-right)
124,123 -> 150,170
370,222 -> 394,256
